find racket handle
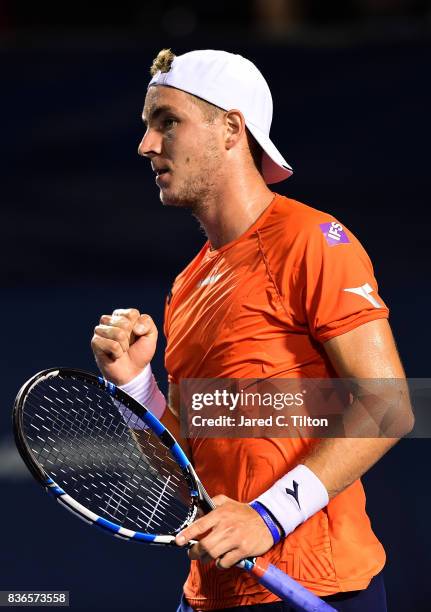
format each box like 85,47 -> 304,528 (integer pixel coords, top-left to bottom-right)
246,558 -> 335,612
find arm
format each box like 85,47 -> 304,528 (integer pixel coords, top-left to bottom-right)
175,318 -> 414,567
303,318 -> 414,498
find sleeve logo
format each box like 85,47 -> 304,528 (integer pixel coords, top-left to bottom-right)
343,283 -> 382,308
319,221 -> 350,246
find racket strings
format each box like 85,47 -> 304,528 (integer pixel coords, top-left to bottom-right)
29,387 -> 130,488
21,375 -> 193,534
29,384 -> 188,530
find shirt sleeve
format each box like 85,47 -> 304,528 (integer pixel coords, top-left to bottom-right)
301,219 -> 389,343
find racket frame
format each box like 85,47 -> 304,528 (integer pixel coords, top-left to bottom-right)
12,367 -> 211,543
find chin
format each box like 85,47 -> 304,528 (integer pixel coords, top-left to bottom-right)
159,189 -> 180,207
159,188 -> 194,209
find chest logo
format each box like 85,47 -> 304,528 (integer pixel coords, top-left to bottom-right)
198,273 -> 223,287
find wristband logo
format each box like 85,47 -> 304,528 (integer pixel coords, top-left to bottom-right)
285,480 -> 301,509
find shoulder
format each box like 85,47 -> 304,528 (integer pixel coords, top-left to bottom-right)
270,194 -> 334,225
260,194 -> 354,256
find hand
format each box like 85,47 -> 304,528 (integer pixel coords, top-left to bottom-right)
91,308 -> 158,385
175,495 -> 276,568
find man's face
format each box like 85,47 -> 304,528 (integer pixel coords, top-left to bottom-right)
139,86 -> 224,209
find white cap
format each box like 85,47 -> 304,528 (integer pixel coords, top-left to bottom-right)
148,50 -> 293,184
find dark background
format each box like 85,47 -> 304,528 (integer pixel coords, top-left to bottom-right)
2,1 -> 431,610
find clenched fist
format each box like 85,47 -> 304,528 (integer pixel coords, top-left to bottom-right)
91,308 -> 158,385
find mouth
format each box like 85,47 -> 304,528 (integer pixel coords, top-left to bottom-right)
155,168 -> 171,186
153,166 -> 170,177
156,168 -> 169,177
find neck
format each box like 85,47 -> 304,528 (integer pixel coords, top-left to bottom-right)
193,173 -> 275,250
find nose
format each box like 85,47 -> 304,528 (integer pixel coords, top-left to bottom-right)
138,129 -> 162,158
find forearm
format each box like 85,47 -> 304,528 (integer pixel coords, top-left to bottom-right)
303,377 -> 414,498
302,436 -> 398,499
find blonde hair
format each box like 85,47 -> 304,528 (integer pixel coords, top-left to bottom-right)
150,48 -> 175,76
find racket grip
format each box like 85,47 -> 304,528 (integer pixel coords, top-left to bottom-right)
247,558 -> 335,612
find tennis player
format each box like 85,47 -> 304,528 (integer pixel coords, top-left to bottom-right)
91,49 -> 414,611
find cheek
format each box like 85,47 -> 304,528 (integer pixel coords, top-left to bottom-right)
175,152 -> 195,170
167,128 -> 220,169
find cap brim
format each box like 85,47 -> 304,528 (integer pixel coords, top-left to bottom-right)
246,121 -> 293,185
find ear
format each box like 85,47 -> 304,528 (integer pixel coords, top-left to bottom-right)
224,110 -> 246,150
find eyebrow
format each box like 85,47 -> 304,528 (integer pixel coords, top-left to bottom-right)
142,104 -> 178,126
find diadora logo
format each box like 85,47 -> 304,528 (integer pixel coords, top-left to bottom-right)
343,283 -> 382,308
198,273 -> 223,287
285,480 -> 301,509
319,221 -> 350,246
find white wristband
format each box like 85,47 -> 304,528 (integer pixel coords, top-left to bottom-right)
253,464 -> 329,538
117,364 -> 166,429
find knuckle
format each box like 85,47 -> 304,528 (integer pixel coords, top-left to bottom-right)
224,525 -> 236,538
116,330 -> 127,342
213,495 -> 228,508
121,319 -> 132,330
111,344 -> 123,358
141,314 -> 155,328
92,333 -> 105,345
112,308 -> 140,322
112,308 -> 125,317
113,318 -> 128,330
125,308 -> 140,319
218,510 -> 229,522
238,538 -> 248,553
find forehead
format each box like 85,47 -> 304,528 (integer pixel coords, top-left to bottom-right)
142,85 -> 196,120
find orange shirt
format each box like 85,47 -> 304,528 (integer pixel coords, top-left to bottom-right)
164,194 -> 388,610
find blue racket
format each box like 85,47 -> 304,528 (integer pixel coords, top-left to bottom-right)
12,367 -> 334,612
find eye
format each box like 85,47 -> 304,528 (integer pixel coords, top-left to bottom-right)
162,117 -> 178,129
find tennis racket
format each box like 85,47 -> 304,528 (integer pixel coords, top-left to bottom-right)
12,367 -> 334,612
